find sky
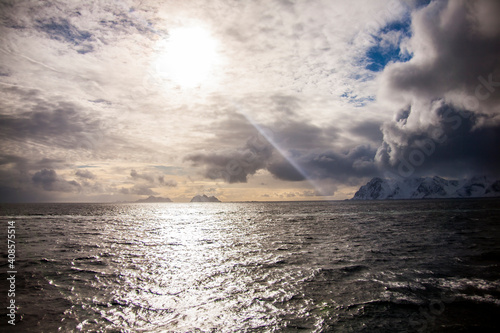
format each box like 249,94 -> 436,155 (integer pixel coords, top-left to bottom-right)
0,0 -> 499,203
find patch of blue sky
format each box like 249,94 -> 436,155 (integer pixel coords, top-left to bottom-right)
380,19 -> 411,35
365,19 -> 412,72
341,91 -> 375,107
37,18 -> 92,45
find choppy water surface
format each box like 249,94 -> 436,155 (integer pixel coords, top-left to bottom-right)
1,199 -> 500,332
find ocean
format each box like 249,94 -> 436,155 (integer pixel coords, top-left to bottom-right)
1,199 -> 500,332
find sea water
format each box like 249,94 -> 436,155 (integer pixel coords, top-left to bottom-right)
1,199 -> 500,332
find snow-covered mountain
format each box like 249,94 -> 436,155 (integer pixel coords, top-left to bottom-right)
352,176 -> 500,200
190,194 -> 221,202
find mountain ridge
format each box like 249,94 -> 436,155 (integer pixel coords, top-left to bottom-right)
352,176 -> 500,200
134,195 -> 172,203
190,194 -> 221,202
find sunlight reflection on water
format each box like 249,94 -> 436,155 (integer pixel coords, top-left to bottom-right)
90,203 -> 318,331
4,200 -> 500,332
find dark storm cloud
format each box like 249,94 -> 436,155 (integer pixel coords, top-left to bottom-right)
299,145 -> 378,181
0,186 -> 41,203
377,0 -> 500,179
191,142 -> 378,184
267,156 -> 305,181
0,154 -> 68,177
185,135 -> 274,183
184,106 -> 342,184
0,156 -> 31,202
273,121 -> 336,150
378,104 -> 500,178
0,154 -> 97,202
0,154 -> 28,170
32,169 -> 81,192
185,113 -> 379,183
349,121 -> 384,143
0,97 -> 104,151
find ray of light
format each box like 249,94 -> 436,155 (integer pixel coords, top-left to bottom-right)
231,100 -> 328,198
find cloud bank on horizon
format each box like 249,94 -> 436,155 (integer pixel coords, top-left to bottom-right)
0,0 -> 499,202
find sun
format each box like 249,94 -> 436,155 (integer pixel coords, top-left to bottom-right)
155,26 -> 219,89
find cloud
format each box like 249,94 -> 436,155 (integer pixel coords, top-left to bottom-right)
0,154 -> 29,171
376,0 -> 500,179
32,169 -> 81,192
380,0 -> 500,111
349,121 -> 384,143
37,17 -> 92,46
0,85 -> 163,166
185,135 -> 274,183
75,169 -> 96,179
377,103 -> 500,178
1,0 -> 499,202
0,154 -> 111,201
130,169 -> 154,183
185,112 -> 380,184
0,89 -> 105,152
267,156 -> 305,181
158,176 -> 177,187
0,154 -> 71,189
129,169 -> 178,188
119,185 -> 157,196
300,145 -> 379,180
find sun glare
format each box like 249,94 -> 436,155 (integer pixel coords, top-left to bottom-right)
155,26 -> 219,89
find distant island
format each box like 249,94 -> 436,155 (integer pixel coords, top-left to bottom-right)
190,194 -> 221,202
352,176 -> 500,200
135,196 -> 172,203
